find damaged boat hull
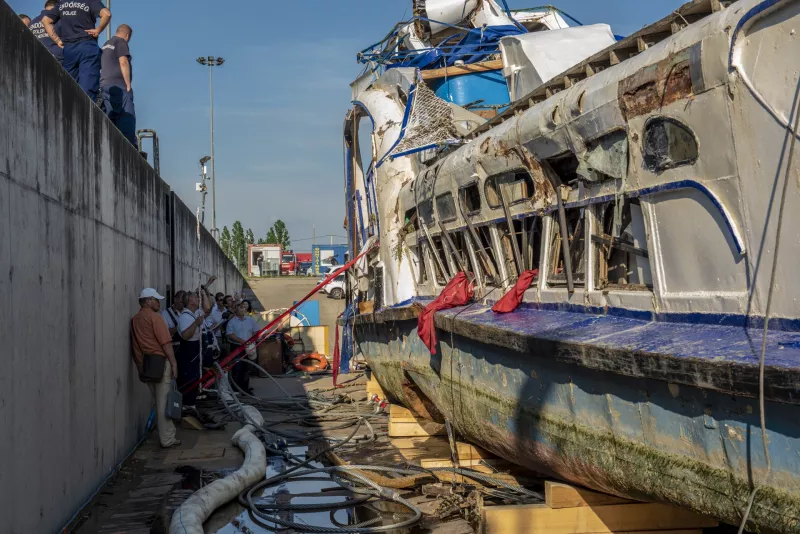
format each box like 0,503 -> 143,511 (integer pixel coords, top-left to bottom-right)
355,308 -> 800,532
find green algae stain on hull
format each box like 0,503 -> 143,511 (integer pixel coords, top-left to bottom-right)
357,322 -> 800,533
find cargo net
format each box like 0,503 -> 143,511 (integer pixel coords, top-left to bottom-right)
390,81 -> 460,157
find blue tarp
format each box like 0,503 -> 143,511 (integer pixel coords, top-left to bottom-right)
339,303 -> 355,375
389,25 -> 523,70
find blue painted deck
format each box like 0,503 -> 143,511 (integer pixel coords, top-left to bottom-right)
354,299 -> 800,403
435,304 -> 800,370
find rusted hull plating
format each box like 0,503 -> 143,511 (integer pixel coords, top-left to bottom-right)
356,319 -> 800,533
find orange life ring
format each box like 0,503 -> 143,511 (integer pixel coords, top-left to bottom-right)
292,353 -> 328,372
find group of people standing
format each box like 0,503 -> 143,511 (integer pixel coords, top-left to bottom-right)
130,279 -> 260,448
19,1 -> 138,147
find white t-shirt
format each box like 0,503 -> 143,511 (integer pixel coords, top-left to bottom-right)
161,307 -> 180,331
208,305 -> 226,337
178,309 -> 204,342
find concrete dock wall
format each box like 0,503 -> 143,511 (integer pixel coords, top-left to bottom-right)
0,2 -> 248,531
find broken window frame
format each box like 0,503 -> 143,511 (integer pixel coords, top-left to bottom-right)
484,170 -> 535,209
593,199 -> 653,291
412,242 -> 429,286
498,216 -> 543,280
418,199 -> 436,228
431,235 -> 451,285
642,117 -> 699,173
435,192 -> 458,223
404,207 -> 419,233
459,181 -> 482,215
474,224 -> 502,286
547,209 -> 587,287
545,152 -> 580,185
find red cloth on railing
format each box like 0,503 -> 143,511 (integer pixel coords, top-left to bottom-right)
418,272 -> 474,355
492,269 -> 538,314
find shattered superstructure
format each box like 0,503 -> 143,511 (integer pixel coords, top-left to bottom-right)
342,1 -> 800,532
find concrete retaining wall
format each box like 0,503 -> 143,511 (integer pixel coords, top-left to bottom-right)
0,2 -> 249,531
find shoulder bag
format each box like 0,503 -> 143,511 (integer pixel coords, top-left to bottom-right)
131,319 -> 166,382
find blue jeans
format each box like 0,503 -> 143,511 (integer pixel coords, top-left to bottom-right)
63,40 -> 101,101
102,85 -> 137,146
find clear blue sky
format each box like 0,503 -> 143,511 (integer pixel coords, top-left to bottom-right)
9,0 -> 684,250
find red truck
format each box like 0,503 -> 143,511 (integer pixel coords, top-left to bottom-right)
280,252 -> 312,276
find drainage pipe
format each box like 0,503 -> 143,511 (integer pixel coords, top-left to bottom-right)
169,405 -> 266,534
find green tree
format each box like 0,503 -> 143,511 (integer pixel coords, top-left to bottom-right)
220,226 -> 232,262
245,228 -> 255,245
264,220 -> 291,250
231,221 -> 247,272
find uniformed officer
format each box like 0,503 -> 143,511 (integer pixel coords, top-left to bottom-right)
42,0 -> 112,101
100,24 -> 135,145
29,1 -> 63,64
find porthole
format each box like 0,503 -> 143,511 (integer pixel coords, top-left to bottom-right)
643,118 -> 698,173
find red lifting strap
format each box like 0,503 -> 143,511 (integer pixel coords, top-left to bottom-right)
182,245 -> 375,394
333,312 -> 342,387
417,272 -> 474,355
492,269 -> 538,314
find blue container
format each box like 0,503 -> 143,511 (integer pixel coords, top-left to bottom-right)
428,69 -> 510,110
312,244 -> 349,275
292,300 -> 320,327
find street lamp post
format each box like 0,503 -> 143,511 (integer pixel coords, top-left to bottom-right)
196,56 -> 225,240
197,156 -> 212,225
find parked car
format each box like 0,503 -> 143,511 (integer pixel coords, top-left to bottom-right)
320,273 -> 346,299
297,261 -> 312,275
306,259 -> 336,277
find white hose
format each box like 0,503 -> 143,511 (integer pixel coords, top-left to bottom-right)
169,405 -> 266,534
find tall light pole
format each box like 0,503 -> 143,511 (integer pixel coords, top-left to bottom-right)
196,56 -> 225,239
197,156 -> 212,225
106,0 -> 111,41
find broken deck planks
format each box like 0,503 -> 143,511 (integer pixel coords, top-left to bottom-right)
545,481 -> 635,509
482,502 -> 718,534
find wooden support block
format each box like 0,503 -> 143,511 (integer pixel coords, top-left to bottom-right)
389,420 -> 446,437
389,404 -> 419,421
545,481 -> 635,509
358,301 -> 374,314
482,502 -> 718,534
391,436 -> 452,449
366,375 -> 386,398
389,405 -> 446,436
421,458 -> 510,473
390,436 -> 493,459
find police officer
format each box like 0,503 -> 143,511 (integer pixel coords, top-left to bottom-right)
100,24 -> 135,145
19,14 -> 32,27
42,0 -> 112,101
29,1 -> 63,64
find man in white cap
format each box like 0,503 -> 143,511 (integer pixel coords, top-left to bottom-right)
131,288 -> 180,448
